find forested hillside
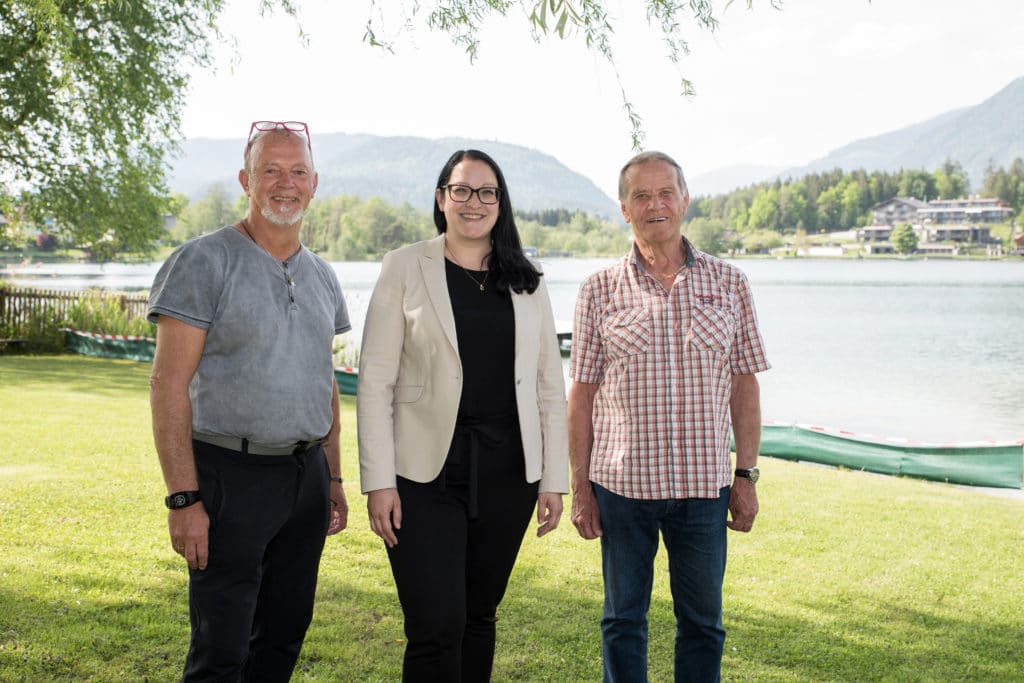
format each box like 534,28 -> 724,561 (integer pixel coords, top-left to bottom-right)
169,133 -> 620,219
685,159 -> 1024,253
168,189 -> 631,261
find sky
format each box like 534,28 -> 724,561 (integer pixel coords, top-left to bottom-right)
182,0 -> 1024,201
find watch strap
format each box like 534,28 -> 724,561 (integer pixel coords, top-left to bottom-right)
165,490 -> 202,509
734,467 -> 760,483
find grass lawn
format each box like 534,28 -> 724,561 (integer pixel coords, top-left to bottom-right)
1,355 -> 1022,681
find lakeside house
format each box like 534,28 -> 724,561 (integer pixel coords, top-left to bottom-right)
868,196 -> 1013,227
870,198 -> 928,227
858,195 -> 1010,252
917,197 -> 1015,224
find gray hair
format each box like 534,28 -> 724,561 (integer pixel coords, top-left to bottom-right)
243,129 -> 315,175
618,151 -> 688,201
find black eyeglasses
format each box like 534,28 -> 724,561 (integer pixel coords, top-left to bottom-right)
442,184 -> 500,205
248,121 -> 311,149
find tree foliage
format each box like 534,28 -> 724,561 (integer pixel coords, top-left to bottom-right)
170,187 -> 631,259
890,222 -> 918,255
2,0 -> 778,258
169,187 -> 244,244
366,0 -> 779,148
0,1 -> 236,258
685,161 -> 1018,237
982,157 -> 1024,216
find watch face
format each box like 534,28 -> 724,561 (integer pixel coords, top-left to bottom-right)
166,491 -> 200,509
738,467 -> 760,484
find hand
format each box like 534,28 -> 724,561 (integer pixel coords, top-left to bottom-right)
169,503 -> 210,570
367,488 -> 402,548
536,492 -> 563,537
570,482 -> 602,540
328,482 -> 348,535
727,478 -> 759,532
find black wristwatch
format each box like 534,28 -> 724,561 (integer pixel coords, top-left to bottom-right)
734,467 -> 760,484
165,490 -> 202,510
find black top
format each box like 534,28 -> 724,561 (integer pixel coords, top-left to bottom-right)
445,258 -> 517,420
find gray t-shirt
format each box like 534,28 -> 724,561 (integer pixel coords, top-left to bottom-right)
148,226 -> 351,445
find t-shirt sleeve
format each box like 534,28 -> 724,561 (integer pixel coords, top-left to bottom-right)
311,256 -> 351,335
334,277 -> 351,335
147,239 -> 223,330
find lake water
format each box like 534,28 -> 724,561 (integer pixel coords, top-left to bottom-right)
4,257 -> 1023,443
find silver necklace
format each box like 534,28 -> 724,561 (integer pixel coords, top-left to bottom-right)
239,220 -> 298,303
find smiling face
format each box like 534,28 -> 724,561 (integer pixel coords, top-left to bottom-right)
239,132 -> 318,227
435,158 -> 500,247
620,159 -> 690,247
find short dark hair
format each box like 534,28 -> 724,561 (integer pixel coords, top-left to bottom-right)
618,150 -> 688,201
433,149 -> 541,294
244,129 -> 315,175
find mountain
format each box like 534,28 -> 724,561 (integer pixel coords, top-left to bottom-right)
168,134 -> 620,219
784,76 -> 1024,187
688,164 -> 789,197
688,75 -> 1024,195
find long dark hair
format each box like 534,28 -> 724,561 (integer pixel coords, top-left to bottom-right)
433,149 -> 541,294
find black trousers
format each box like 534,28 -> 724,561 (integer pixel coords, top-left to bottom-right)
182,441 -> 331,683
387,424 -> 539,683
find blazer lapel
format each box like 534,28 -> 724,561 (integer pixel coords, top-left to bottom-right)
419,236 -> 460,353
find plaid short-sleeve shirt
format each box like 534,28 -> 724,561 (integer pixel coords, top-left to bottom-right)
570,239 -> 771,500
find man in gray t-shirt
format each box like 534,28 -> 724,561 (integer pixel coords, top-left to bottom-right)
148,121 -> 349,681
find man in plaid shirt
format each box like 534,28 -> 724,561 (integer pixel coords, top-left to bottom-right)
568,151 -> 770,682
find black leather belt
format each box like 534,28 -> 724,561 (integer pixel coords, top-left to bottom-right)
193,432 -> 322,456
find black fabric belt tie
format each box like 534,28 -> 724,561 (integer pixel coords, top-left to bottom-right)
440,414 -> 516,520
192,432 -> 322,456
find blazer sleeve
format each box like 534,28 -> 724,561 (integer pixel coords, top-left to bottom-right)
357,251 -> 405,493
535,277 -> 570,493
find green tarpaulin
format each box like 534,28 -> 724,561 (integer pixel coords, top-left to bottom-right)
333,368 -> 357,396
746,424 -> 1023,490
64,329 -> 359,396
63,329 -> 155,362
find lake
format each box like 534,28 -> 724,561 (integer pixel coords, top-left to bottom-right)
4,257 -> 1023,443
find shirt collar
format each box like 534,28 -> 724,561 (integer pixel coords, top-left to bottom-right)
628,236 -> 700,272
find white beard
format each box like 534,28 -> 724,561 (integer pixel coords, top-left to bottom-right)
261,203 -> 305,227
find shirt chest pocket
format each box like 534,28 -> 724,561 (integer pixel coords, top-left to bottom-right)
688,306 -> 735,355
602,307 -> 650,358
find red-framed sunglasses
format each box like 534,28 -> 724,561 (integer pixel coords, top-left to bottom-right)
247,120 -> 311,149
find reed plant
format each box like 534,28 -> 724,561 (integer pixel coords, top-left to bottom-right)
61,289 -> 155,337
0,355 -> 1021,681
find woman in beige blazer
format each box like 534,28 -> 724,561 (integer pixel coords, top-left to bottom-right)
357,149 -> 568,682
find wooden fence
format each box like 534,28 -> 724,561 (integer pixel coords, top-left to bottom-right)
0,286 -> 149,338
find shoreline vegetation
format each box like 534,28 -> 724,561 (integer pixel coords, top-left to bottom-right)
0,355 -> 1021,681
2,240 -> 1022,267
5,161 -> 1021,265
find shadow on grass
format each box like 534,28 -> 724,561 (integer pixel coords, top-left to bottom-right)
2,555 -> 1020,681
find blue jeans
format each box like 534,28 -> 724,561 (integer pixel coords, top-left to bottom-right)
594,484 -> 730,683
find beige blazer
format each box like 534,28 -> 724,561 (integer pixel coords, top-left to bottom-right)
357,235 -> 569,494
